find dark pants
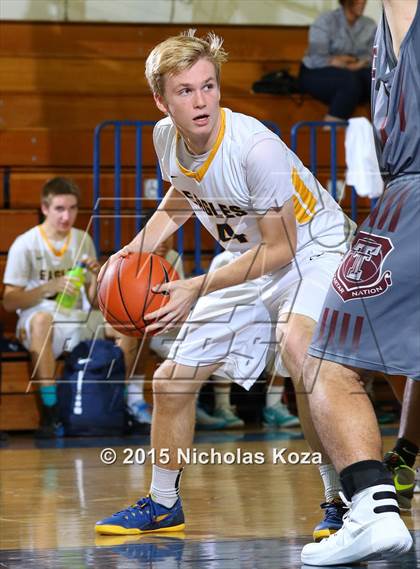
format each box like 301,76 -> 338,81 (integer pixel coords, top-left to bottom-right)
299,64 -> 371,119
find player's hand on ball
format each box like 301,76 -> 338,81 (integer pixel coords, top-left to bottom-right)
144,278 -> 201,335
97,245 -> 136,283
98,240 -> 146,284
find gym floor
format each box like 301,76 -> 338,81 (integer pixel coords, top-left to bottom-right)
0,427 -> 418,568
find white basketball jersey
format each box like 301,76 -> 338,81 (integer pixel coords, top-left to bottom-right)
154,108 -> 353,256
4,226 -> 96,294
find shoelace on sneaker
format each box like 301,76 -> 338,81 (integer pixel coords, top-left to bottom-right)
113,496 -> 154,518
339,491 -> 352,510
323,493 -> 352,540
320,499 -> 348,521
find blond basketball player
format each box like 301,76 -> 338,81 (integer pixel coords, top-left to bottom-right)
95,30 -> 354,536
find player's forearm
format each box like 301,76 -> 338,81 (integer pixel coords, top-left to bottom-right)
128,213 -> 181,253
198,200 -> 297,295
127,187 -> 193,253
194,241 -> 296,296
2,284 -> 51,312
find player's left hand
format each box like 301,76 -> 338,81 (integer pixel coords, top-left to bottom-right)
144,277 -> 203,335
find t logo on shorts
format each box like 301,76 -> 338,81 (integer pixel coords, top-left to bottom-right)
332,231 -> 394,301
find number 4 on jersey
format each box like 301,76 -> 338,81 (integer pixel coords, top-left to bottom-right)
216,223 -> 248,244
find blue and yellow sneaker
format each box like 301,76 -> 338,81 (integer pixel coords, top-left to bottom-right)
384,451 -> 416,510
95,495 -> 185,535
312,497 -> 347,542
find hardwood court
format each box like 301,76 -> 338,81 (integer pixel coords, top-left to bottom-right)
0,429 -> 418,568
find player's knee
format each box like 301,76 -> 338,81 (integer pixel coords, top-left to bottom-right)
281,333 -> 307,379
152,363 -> 196,406
152,373 -> 174,400
281,337 -> 298,368
278,316 -> 315,378
30,311 -> 54,336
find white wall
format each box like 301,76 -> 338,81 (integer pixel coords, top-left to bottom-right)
0,0 -> 382,24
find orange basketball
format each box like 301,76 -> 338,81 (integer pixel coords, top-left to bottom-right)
97,252 -> 179,336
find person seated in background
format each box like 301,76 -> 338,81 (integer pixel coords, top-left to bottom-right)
299,0 -> 377,122
2,177 -> 138,438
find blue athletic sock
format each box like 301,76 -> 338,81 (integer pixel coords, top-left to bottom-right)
39,385 -> 57,407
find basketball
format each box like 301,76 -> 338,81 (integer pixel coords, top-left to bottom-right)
97,252 -> 179,336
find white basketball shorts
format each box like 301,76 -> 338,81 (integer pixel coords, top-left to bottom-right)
17,299 -> 105,359
168,248 -> 343,389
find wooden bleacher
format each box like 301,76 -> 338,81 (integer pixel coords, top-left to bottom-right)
0,21 -> 370,219
0,22 -> 378,431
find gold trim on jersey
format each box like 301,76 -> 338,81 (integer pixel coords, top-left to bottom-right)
38,225 -> 72,257
291,168 -> 317,224
176,109 -> 226,182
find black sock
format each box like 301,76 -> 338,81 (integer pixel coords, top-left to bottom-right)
340,460 -> 393,501
393,437 -> 418,468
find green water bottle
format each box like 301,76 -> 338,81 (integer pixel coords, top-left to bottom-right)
56,261 -> 86,311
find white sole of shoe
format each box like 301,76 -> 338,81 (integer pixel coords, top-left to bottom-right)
301,521 -> 412,565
